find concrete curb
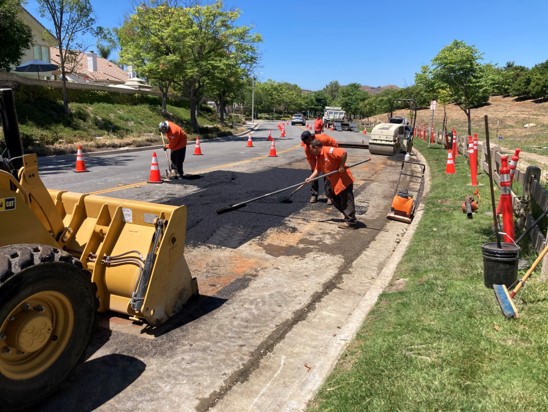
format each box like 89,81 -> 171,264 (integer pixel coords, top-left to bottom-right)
82,123 -> 261,157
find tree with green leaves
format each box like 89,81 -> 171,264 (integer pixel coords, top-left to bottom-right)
118,1 -> 260,131
498,62 -> 530,98
37,0 -> 95,115
323,81 -> 341,104
429,40 -> 490,135
117,4 -> 187,114
304,90 -> 328,117
0,0 -> 33,72
95,26 -> 117,60
178,1 -> 260,131
338,83 -> 368,119
528,60 -> 548,100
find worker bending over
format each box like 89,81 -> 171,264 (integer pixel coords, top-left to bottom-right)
305,139 -> 359,229
159,120 -> 188,179
301,130 -> 338,204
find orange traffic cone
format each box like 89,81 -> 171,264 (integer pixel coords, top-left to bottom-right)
280,128 -> 286,137
147,152 -> 163,183
267,131 -> 273,141
363,128 -> 367,135
445,150 -> 456,174
247,133 -> 254,147
193,136 -> 203,155
268,140 -> 278,157
74,145 -> 89,173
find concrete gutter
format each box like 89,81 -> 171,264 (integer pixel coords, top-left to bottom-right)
211,149 -> 431,411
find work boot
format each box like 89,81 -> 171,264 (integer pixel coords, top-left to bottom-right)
338,221 -> 357,229
310,195 -> 318,203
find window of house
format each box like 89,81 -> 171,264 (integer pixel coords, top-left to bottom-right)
33,46 -> 51,62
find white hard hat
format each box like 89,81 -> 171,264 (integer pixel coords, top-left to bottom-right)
159,121 -> 169,133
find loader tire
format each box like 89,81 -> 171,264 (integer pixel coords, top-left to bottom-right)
0,244 -> 97,411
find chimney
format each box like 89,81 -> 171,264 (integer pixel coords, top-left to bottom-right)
86,52 -> 97,72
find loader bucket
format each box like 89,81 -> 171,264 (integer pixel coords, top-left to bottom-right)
50,189 -> 198,326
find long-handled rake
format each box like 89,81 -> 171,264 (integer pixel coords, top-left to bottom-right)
216,158 -> 371,214
494,243 -> 548,318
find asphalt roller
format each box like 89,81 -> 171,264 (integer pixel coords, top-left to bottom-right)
368,123 -> 406,156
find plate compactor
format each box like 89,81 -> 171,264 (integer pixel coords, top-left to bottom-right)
387,160 -> 426,224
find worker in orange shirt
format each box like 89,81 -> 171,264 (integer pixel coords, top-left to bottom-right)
159,121 -> 187,179
305,139 -> 358,229
313,114 -> 324,134
301,130 -> 338,203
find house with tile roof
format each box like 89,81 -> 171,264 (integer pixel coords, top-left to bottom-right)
5,7 -> 153,92
13,6 -> 57,80
49,48 -> 129,86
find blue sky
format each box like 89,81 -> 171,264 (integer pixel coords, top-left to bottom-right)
25,0 -> 548,91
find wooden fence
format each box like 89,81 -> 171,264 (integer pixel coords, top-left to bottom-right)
478,142 -> 548,279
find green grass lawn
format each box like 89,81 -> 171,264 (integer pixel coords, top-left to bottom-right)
12,99 -> 243,155
309,139 -> 548,411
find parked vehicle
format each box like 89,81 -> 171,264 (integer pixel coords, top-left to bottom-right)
291,113 -> 306,125
322,106 -> 359,132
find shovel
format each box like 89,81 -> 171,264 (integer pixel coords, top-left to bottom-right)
216,158 -> 371,214
160,133 -> 177,179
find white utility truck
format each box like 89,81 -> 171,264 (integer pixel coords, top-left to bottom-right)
322,106 -> 359,132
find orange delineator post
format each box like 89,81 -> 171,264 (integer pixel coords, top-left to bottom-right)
467,135 -> 478,186
473,133 -> 479,175
452,129 -> 458,159
147,152 -> 163,183
499,155 -> 514,243
445,150 -> 456,174
509,148 -> 520,186
74,145 -> 89,173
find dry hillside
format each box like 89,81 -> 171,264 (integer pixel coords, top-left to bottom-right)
371,96 -> 547,158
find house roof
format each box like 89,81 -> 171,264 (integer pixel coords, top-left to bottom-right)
19,6 -> 56,45
49,47 -> 129,83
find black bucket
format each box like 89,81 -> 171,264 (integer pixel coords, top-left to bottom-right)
482,242 -> 520,288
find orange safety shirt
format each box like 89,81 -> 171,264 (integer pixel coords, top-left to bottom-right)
314,118 -> 323,133
304,133 -> 338,169
315,146 -> 354,195
165,122 -> 187,151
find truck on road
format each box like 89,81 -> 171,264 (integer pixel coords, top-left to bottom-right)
322,106 -> 359,132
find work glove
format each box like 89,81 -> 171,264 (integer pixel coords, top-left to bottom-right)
163,145 -> 168,151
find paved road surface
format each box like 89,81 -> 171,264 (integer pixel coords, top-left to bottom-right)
36,123 -> 428,411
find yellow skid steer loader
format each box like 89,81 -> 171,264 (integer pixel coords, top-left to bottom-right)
0,88 -> 198,410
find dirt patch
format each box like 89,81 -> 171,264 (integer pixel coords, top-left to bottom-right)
385,277 -> 408,293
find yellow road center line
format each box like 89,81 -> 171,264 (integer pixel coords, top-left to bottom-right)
90,143 -> 302,195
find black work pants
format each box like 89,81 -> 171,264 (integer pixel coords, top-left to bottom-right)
328,183 -> 356,223
310,173 -> 332,198
170,147 -> 186,177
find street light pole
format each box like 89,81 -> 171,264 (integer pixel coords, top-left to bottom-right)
251,77 -> 255,123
